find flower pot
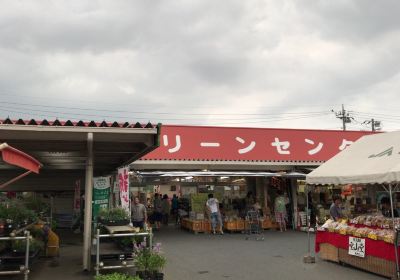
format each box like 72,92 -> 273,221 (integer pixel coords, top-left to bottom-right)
136,271 -> 152,280
155,272 -> 164,280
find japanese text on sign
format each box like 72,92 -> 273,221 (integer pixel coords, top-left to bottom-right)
118,166 -> 130,213
348,237 -> 365,258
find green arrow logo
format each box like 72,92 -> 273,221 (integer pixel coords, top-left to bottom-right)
368,147 -> 393,158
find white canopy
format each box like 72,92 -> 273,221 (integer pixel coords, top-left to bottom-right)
306,131 -> 400,185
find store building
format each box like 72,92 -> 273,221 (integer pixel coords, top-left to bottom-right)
131,125 -> 374,229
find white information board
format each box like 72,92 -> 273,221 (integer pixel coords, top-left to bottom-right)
348,236 -> 366,258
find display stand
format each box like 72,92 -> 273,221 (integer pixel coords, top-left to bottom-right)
94,226 -> 153,276
0,231 -> 31,280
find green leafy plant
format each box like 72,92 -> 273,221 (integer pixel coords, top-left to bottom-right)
23,196 -> 50,217
134,243 -> 166,273
98,207 -> 129,221
94,272 -> 142,280
12,238 -> 44,253
0,201 -> 38,225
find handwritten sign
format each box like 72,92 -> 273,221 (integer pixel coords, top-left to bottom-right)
118,167 -> 130,213
349,237 -> 365,258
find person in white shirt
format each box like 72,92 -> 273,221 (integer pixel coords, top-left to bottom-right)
206,194 -> 223,235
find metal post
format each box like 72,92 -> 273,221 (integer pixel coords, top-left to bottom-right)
303,185 -> 315,263
96,228 -> 100,276
83,132 -> 94,271
50,195 -> 54,230
389,184 -> 400,278
24,231 -> 30,280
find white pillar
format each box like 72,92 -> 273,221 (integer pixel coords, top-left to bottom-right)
83,133 -> 94,271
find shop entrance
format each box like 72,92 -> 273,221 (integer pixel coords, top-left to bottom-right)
130,171 -> 305,234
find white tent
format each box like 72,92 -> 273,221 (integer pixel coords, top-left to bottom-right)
307,131 -> 400,185
306,131 -> 400,277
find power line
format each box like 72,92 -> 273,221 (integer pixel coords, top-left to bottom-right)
0,92 -> 340,111
0,107 -> 331,125
0,100 -> 330,117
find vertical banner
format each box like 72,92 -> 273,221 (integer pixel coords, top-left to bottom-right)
118,167 -> 130,214
113,177 -> 120,207
73,179 -> 81,213
92,177 -> 111,220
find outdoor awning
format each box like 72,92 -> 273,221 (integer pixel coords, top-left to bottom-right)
136,170 -> 306,178
306,131 -> 400,185
0,119 -> 159,191
0,142 -> 42,189
0,142 -> 41,174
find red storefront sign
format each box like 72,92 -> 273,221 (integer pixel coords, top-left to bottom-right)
142,125 -> 374,162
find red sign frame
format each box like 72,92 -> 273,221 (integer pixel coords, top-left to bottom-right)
142,125 -> 374,162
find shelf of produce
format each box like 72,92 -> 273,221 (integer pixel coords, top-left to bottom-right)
338,248 -> 395,278
316,231 -> 398,278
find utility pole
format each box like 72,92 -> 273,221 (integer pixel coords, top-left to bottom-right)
372,118 -> 375,132
363,118 -> 381,132
333,104 -> 351,131
341,104 -> 346,131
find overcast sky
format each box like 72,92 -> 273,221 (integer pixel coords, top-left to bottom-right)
0,0 -> 400,131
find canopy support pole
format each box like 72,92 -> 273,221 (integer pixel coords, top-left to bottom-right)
0,170 -> 32,189
389,183 -> 400,278
303,184 -> 315,263
83,132 -> 94,271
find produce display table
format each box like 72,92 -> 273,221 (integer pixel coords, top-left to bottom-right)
181,218 -> 278,234
103,225 -> 140,234
315,231 -> 398,278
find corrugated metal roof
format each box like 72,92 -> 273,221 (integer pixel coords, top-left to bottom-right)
138,158 -> 325,163
0,118 -> 155,129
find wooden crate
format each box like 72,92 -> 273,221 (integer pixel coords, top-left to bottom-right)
224,221 -> 237,231
192,220 -> 202,232
202,221 -> 211,233
319,243 -> 339,263
236,220 -> 245,231
262,219 -> 272,229
338,248 -> 395,278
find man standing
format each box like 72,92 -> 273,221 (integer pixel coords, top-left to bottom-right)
206,194 -> 223,235
329,196 -> 343,221
131,196 -> 147,229
153,193 -> 162,230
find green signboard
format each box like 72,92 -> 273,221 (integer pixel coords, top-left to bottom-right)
92,177 -> 111,220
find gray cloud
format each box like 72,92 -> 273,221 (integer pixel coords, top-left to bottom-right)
0,0 -> 399,130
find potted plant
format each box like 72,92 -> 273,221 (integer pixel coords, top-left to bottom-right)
134,243 -> 166,280
95,272 -> 141,280
98,208 -> 130,226
0,201 -> 38,233
12,238 -> 44,255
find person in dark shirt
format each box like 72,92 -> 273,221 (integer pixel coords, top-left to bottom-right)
381,197 -> 399,218
329,196 -> 343,221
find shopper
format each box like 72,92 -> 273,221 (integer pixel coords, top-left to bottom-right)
381,197 -> 399,218
131,196 -> 147,229
253,198 -> 263,216
274,190 -> 287,232
329,196 -> 343,221
153,193 -> 162,230
171,194 -> 179,225
245,191 -> 255,212
161,194 -> 171,225
206,194 -> 224,235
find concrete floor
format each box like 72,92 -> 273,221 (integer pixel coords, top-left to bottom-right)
0,227 -> 385,280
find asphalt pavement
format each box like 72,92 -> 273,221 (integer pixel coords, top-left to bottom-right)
0,227 -> 385,280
